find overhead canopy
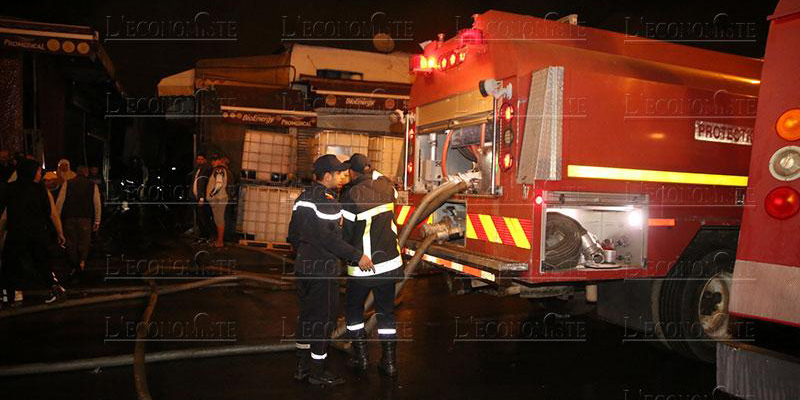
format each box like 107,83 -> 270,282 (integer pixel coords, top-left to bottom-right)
0,17 -> 121,93
157,69 -> 195,97
194,53 -> 293,88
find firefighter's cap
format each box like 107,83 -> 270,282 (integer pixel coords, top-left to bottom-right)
346,153 -> 370,173
314,154 -> 350,178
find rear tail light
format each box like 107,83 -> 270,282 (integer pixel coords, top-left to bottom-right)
501,153 -> 513,171
407,162 -> 414,174
501,103 -> 514,122
769,146 -> 800,181
776,108 -> 800,141
764,186 -> 800,219
500,102 -> 515,147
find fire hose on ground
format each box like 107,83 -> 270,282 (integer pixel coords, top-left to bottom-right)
0,178 -> 472,382
0,266 -> 294,379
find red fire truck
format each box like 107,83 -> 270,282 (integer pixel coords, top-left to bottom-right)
396,10 -> 761,362
717,0 -> 800,397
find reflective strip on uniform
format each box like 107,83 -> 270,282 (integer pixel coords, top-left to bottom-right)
363,214 -> 373,258
311,352 -> 327,360
355,203 -> 394,262
348,254 -> 403,277
293,200 -> 342,220
346,323 -> 365,331
356,203 -> 394,220
341,209 -> 356,221
377,328 -> 396,335
295,343 -> 311,350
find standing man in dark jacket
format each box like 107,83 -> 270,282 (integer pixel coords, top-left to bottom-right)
56,166 -> 101,274
340,153 -> 403,376
189,153 -> 212,243
0,159 -> 66,305
287,154 -> 373,386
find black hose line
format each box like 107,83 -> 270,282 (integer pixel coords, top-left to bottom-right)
0,343 -> 295,377
0,268 -> 291,320
134,290 -> 158,400
397,180 -> 468,249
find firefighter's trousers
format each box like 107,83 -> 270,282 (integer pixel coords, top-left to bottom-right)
344,278 -> 397,339
295,275 -> 339,360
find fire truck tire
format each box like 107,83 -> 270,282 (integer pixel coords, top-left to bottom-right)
543,212 -> 583,270
679,249 -> 734,362
659,248 -> 735,363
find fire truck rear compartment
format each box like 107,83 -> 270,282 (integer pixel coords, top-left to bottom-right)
415,127 -> 489,192
542,192 -> 648,272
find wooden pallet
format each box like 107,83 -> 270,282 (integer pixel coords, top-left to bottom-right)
238,240 -> 293,252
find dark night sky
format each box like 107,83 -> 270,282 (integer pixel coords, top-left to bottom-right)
0,0 -> 779,97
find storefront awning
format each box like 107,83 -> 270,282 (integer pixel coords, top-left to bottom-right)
157,69 -> 196,97
0,18 -> 120,93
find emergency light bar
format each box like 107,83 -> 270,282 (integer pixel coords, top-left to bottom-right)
409,29 -> 484,73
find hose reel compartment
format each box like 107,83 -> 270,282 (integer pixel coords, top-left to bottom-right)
542,191 -> 649,272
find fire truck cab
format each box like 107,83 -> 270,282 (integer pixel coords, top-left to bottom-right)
400,10 -> 761,362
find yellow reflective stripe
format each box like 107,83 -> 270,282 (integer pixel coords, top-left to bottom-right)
567,165 -> 748,187
504,217 -> 531,249
356,203 -> 394,220
465,216 -> 478,239
396,206 -> 411,225
363,215 -> 373,258
478,214 -> 502,243
426,214 -> 434,224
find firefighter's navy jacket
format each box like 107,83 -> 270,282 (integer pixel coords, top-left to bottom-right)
287,182 -> 362,276
340,170 -> 403,278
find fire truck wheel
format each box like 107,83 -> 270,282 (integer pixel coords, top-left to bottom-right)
660,249 -> 735,363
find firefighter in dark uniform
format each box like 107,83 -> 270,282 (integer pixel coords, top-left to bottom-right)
340,154 -> 403,376
287,154 -> 374,386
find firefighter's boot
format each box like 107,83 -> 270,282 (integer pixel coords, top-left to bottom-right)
347,331 -> 369,371
308,359 -> 345,386
378,341 -> 397,377
293,348 -> 310,381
